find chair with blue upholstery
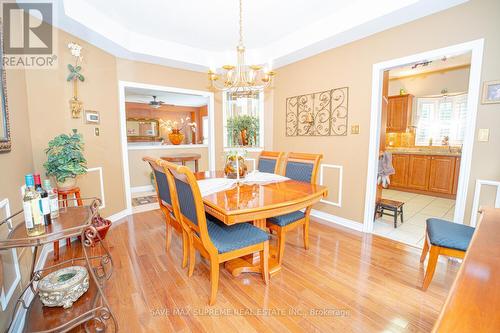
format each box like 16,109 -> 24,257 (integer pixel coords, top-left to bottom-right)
143,157 -> 189,268
257,151 -> 284,174
266,152 -> 323,266
420,217 -> 475,290
159,160 -> 270,305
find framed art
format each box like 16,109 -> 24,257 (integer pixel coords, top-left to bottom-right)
84,110 -> 100,124
482,80 -> 500,104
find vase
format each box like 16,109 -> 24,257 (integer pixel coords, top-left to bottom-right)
169,129 -> 185,145
224,155 -> 247,179
56,177 -> 77,190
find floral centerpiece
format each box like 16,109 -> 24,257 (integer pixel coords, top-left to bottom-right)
159,116 -> 197,145
224,149 -> 247,179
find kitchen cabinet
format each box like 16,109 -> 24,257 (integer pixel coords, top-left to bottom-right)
407,155 -> 431,190
429,156 -> 456,194
391,154 -> 409,187
387,94 -> 413,132
390,153 -> 461,198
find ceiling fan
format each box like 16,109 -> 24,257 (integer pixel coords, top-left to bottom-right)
149,95 -> 165,108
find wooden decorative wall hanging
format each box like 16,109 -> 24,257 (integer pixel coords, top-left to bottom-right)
286,87 -> 348,136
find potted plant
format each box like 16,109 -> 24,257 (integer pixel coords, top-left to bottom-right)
226,115 -> 259,147
159,116 -> 197,145
44,129 -> 87,190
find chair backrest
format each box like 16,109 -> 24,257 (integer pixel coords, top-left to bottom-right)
257,151 -> 284,174
159,160 -> 218,254
143,157 -> 172,208
283,152 -> 323,184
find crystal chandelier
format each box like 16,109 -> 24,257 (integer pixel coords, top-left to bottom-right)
208,0 -> 275,93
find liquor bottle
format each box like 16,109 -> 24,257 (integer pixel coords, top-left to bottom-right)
34,174 -> 51,225
23,174 -> 45,236
43,179 -> 59,219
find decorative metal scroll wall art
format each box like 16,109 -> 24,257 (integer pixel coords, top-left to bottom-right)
286,87 -> 348,136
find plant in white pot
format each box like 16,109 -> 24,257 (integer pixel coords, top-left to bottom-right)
44,129 -> 87,190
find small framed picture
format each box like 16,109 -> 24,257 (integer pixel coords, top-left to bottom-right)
84,110 -> 100,124
482,80 -> 500,104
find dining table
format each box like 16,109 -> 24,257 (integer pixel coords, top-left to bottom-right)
194,171 -> 328,275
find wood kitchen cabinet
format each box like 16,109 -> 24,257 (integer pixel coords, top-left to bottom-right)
391,154 -> 409,187
407,155 -> 431,190
387,94 -> 413,132
389,153 -> 461,198
429,156 -> 456,194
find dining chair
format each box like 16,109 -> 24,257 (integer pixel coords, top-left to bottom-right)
266,152 -> 323,265
160,160 -> 270,305
257,151 -> 285,174
143,157 -> 189,268
420,217 -> 474,290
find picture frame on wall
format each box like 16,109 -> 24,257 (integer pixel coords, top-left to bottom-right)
84,110 -> 100,124
481,80 -> 500,104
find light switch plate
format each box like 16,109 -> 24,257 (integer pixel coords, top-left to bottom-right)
351,124 -> 360,134
478,128 -> 489,142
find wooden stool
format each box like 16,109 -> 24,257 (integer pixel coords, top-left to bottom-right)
374,198 -> 404,228
161,153 -> 201,172
53,187 -> 83,261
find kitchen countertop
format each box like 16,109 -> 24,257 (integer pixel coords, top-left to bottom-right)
387,147 -> 461,157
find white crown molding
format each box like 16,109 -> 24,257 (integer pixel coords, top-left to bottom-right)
35,0 -> 468,72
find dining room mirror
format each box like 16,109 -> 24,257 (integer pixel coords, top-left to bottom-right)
126,119 -> 160,140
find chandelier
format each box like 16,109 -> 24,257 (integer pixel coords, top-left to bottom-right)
207,0 -> 275,93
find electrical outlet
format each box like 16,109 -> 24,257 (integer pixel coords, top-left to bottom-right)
94,127 -> 100,136
477,128 -> 489,142
351,124 -> 360,134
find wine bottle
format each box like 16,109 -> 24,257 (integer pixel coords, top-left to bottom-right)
23,174 -> 45,236
43,179 -> 59,219
34,174 -> 51,226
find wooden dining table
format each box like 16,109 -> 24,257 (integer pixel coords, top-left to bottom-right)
194,171 -> 328,275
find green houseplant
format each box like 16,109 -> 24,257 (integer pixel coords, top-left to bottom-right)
44,129 -> 87,190
226,115 -> 259,147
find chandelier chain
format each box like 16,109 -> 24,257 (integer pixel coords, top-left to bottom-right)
239,0 -> 243,46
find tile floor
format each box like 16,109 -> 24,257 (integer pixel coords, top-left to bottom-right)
373,189 -> 455,248
131,191 -> 159,213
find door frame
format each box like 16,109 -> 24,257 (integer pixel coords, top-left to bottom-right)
118,81 -> 216,212
363,39 -> 484,232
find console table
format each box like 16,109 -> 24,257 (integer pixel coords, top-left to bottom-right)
0,198 -> 117,333
161,153 -> 201,172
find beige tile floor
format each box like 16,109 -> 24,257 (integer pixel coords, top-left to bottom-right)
373,189 -> 455,248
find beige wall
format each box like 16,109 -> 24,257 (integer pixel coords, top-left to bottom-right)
389,65 -> 470,97
273,0 -> 500,224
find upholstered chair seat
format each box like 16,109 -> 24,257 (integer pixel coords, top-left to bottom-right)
426,218 -> 474,251
420,217 -> 475,290
206,216 -> 270,254
268,211 -> 305,227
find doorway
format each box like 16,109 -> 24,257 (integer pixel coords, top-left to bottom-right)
363,40 -> 484,246
118,81 -> 215,213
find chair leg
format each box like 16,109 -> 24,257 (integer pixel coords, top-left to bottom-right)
422,245 -> 439,291
303,218 -> 310,250
53,241 -> 59,261
260,241 -> 269,285
420,235 -> 429,263
209,258 -> 220,305
400,207 -> 404,223
181,231 -> 188,269
276,228 -> 286,265
165,220 -> 172,251
188,233 -> 195,277
393,208 -> 398,228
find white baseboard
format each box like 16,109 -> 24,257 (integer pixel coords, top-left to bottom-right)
107,208 -> 132,223
130,185 -> 154,194
310,209 -> 364,232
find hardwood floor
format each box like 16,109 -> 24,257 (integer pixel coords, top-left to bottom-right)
56,209 -> 458,332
